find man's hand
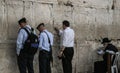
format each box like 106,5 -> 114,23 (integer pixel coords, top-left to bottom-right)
51,61 -> 53,67
17,50 -> 20,56
58,51 -> 63,58
54,27 -> 59,33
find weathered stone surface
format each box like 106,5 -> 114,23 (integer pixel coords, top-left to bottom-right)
52,5 -> 74,28
57,0 -> 113,9
24,2 -> 34,26
6,1 -> 23,40
0,1 -> 7,40
115,0 -> 120,9
0,0 -> 120,73
36,0 -> 57,3
33,3 -> 53,31
0,44 -> 17,73
0,1 -> 4,39
73,7 -> 95,40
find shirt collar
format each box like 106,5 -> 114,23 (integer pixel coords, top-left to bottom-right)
43,29 -> 48,32
64,27 -> 70,30
25,24 -> 31,29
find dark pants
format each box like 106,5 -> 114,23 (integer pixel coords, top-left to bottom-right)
62,47 -> 74,73
94,61 -> 107,73
17,54 -> 34,73
39,50 -> 51,73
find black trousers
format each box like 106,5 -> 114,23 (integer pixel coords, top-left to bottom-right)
17,54 -> 34,73
62,47 -> 74,73
39,50 -> 51,73
94,61 -> 107,73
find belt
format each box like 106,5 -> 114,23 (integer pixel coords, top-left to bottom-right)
40,50 -> 50,54
65,47 -> 73,48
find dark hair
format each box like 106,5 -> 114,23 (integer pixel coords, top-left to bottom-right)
36,23 -> 45,29
18,17 -> 27,24
62,20 -> 70,27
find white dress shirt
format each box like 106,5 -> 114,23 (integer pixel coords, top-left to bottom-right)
59,27 -> 74,47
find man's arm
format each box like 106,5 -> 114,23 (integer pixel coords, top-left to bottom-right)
50,33 -> 54,44
38,33 -> 44,49
16,29 -> 24,55
54,27 -> 63,36
58,31 -> 68,57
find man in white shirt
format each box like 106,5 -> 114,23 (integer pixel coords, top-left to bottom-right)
55,20 -> 74,73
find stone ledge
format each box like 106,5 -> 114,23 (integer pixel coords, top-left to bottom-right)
0,40 -> 16,44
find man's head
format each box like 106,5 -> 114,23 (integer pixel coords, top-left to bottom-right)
101,38 -> 111,47
62,20 -> 70,29
18,18 -> 27,28
37,23 -> 45,32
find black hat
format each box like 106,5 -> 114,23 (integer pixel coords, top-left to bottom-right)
101,38 -> 111,44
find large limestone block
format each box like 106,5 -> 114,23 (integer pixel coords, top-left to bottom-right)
6,0 -> 34,1
95,9 -> 113,25
24,2 -> 35,26
7,0 -> 58,3
32,3 -> 53,31
113,10 -> 120,25
57,0 -> 69,4
115,0 -> 120,9
94,9 -> 113,39
73,41 -> 98,73
108,24 -> 120,39
73,7 -> 96,40
0,1 -> 7,39
58,0 -> 113,9
6,1 -> 23,40
0,0 -> 3,2
0,43 -> 18,73
52,5 -> 74,28
108,10 -> 120,39
83,0 -> 112,9
36,0 -> 57,3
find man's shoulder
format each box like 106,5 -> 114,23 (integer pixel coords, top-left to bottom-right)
65,27 -> 74,33
19,28 -> 26,33
107,44 -> 118,51
108,44 -> 116,48
26,24 -> 32,29
40,32 -> 46,36
70,28 -> 74,32
45,30 -> 53,34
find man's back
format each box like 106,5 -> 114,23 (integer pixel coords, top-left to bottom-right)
38,30 -> 53,52
62,27 -> 74,47
103,44 -> 118,61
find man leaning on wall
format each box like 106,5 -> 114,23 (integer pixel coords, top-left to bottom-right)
54,20 -> 75,73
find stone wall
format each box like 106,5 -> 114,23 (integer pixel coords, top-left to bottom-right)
0,0 -> 120,73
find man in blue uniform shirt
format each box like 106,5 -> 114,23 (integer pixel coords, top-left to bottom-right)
16,18 -> 36,73
36,23 -> 53,73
